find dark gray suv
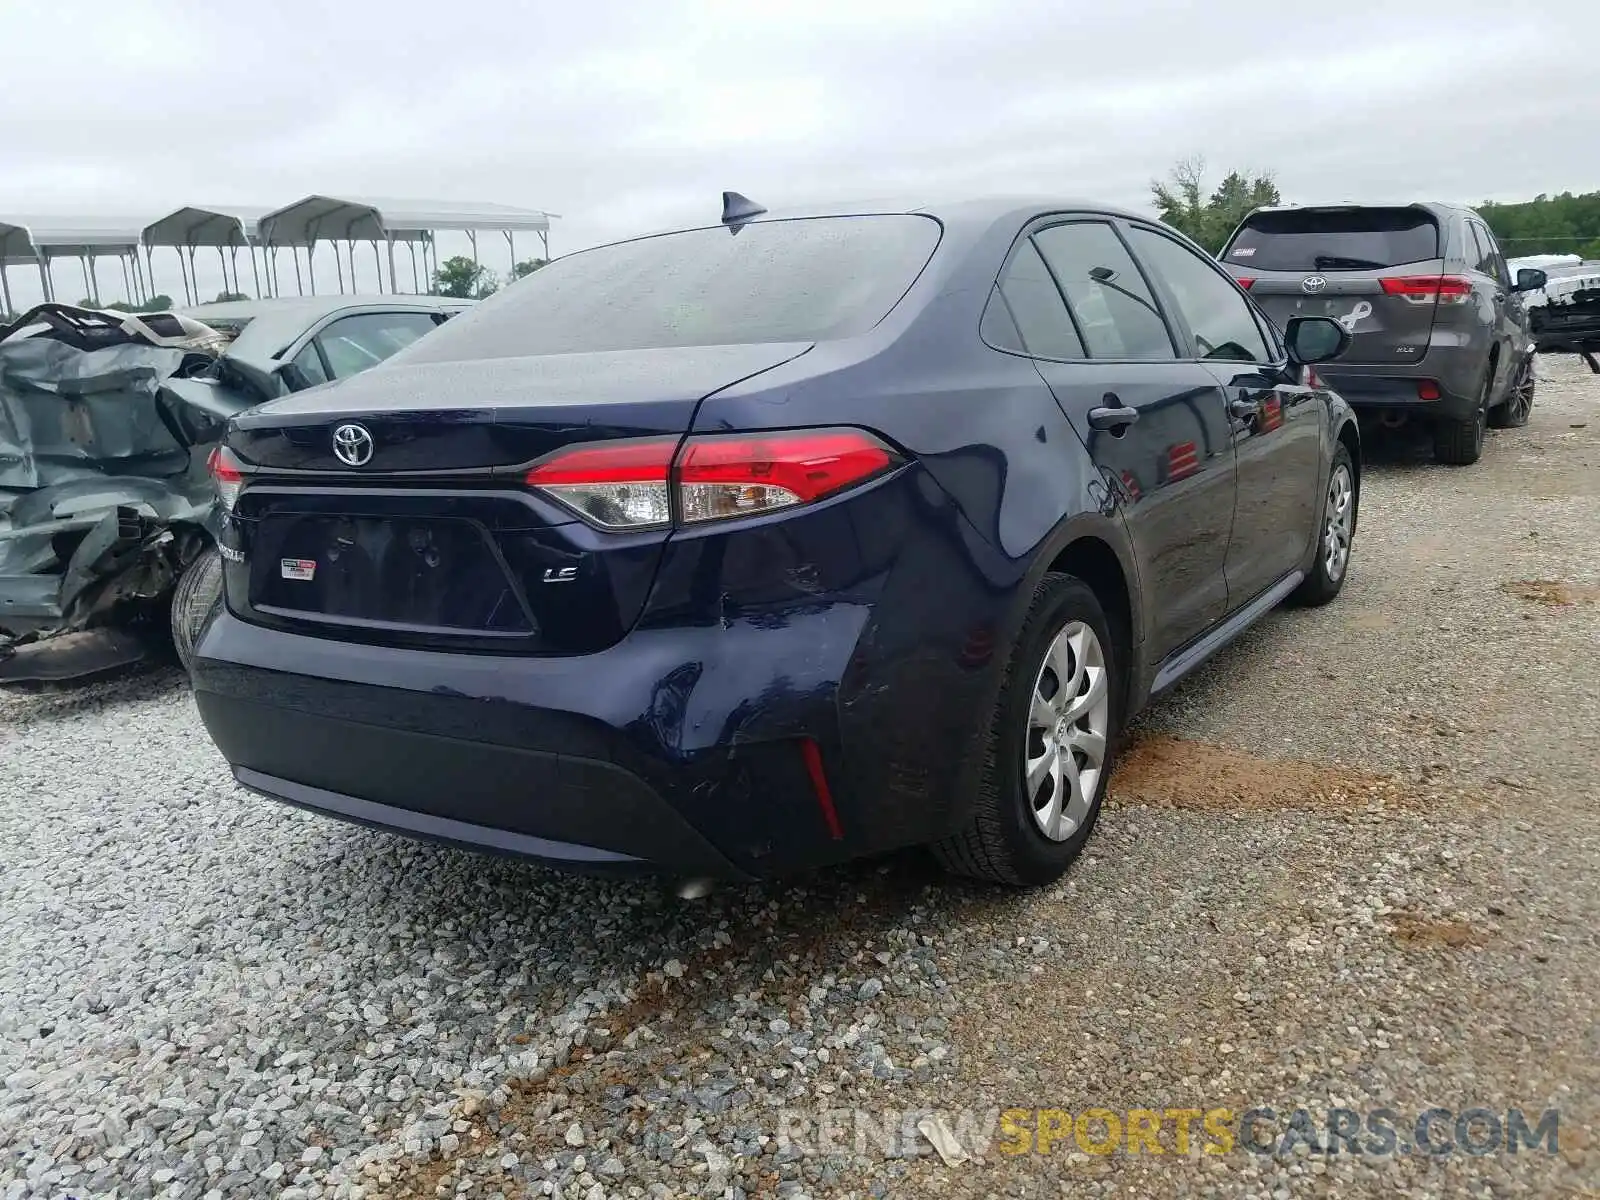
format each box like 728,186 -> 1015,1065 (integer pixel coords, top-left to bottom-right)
1220,203 -> 1547,465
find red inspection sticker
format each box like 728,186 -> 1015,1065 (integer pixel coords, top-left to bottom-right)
280,558 -> 316,582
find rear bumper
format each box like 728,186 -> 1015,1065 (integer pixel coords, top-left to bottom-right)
1319,343 -> 1488,420
191,609 -> 869,879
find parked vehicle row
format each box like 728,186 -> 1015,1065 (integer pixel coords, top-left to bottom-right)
188,194 -> 1360,889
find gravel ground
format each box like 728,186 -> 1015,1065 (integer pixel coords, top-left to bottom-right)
2,357 -> 1597,1200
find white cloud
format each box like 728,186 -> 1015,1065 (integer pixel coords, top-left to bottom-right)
1,0 -> 1597,308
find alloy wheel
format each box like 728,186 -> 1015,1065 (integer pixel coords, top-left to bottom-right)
1324,462 -> 1354,583
1023,621 -> 1110,842
1507,363 -> 1535,423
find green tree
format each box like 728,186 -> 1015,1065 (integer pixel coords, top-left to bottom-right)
511,258 -> 548,280
431,255 -> 499,299
1480,191 -> 1600,259
212,291 -> 250,303
1151,157 -> 1281,255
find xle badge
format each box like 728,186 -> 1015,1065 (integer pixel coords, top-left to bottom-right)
280,558 -> 316,581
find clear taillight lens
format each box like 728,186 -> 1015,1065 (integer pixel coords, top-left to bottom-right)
524,428 -> 900,531
524,438 -> 676,530
208,446 -> 244,512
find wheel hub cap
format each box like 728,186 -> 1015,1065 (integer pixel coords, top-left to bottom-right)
1024,621 -> 1111,842
1324,464 -> 1353,583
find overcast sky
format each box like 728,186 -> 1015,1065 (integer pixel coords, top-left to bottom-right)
3,0 -> 1597,308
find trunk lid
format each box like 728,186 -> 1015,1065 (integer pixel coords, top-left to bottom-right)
1222,206 -> 1445,366
223,342 -> 811,654
230,342 -> 812,474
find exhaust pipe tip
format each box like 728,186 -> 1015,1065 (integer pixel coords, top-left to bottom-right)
675,877 -> 716,901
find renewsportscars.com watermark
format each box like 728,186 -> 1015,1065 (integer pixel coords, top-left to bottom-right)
772,1105 -> 1563,1160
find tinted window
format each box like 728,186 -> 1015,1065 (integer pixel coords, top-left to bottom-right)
1032,222 -> 1174,360
317,312 -> 440,378
401,216 -> 941,361
1128,227 -> 1272,363
1471,222 -> 1508,284
983,240 -> 1085,359
1225,208 -> 1440,271
291,342 -> 329,386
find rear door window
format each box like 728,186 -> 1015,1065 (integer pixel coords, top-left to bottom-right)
982,240 -> 1086,359
1224,208 -> 1440,271
1032,222 -> 1175,360
315,312 -> 441,378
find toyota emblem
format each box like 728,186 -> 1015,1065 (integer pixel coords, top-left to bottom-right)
1301,275 -> 1328,295
331,423 -> 375,467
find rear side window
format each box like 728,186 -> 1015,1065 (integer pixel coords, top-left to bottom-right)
400,215 -> 941,360
1032,222 -> 1175,360
983,241 -> 1086,359
1224,208 -> 1440,272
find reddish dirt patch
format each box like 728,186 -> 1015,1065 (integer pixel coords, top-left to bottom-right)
1108,734 -> 1416,811
1503,580 -> 1599,606
1389,912 -> 1489,949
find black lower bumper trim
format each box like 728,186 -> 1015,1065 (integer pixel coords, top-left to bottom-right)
236,767 -> 659,872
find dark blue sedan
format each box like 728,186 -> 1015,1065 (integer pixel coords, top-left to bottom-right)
193,194 -> 1360,887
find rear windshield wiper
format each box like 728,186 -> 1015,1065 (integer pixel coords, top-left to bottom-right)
1313,254 -> 1387,270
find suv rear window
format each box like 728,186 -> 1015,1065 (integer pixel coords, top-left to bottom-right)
401,215 -> 941,360
1224,208 -> 1439,272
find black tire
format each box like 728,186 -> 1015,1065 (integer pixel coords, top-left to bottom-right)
932,573 -> 1120,887
1290,445 -> 1356,607
171,546 -> 223,674
1432,369 -> 1491,465
1488,357 -> 1535,428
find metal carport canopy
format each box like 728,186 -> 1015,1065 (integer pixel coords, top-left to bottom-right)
3,216 -> 147,306
256,195 -> 553,244
141,205 -> 273,304
141,205 -> 268,248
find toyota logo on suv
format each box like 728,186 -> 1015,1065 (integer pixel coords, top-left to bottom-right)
1301,275 -> 1328,295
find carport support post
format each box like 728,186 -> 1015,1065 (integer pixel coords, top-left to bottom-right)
334,241 -> 346,294
373,240 -> 385,293
119,256 -> 133,305
186,247 -> 201,304
386,235 -> 399,293
0,265 -> 12,317
506,230 -> 515,276
307,242 -> 317,295
145,245 -> 158,306
79,256 -> 94,305
248,244 -> 262,299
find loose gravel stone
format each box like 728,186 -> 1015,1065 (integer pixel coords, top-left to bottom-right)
1,357 -> 1595,1198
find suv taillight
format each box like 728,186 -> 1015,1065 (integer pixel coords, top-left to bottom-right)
208,446 -> 245,512
1380,275 -> 1472,305
525,428 -> 900,531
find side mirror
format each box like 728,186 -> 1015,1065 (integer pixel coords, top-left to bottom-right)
1513,267 -> 1547,293
1283,315 -> 1351,365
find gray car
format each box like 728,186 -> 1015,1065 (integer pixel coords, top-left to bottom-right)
1219,203 -> 1547,464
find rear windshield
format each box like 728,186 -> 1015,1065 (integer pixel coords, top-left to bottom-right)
1224,208 -> 1439,272
400,215 -> 941,361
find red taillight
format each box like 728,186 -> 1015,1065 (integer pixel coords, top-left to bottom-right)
523,438 -> 675,530
1235,277 -> 1255,290
524,428 -> 899,530
1380,275 -> 1472,305
1417,379 -> 1441,401
207,446 -> 244,512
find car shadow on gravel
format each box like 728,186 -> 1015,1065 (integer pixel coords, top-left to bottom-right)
259,818 -> 1024,1010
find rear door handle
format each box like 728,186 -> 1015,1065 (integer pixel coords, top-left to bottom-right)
1088,405 -> 1140,431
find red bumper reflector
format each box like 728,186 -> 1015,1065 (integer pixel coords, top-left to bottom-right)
1417,380 -> 1441,401
799,738 -> 844,840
